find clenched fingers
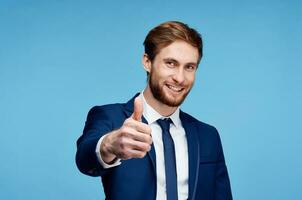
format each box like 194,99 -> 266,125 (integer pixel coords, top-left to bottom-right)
124,118 -> 152,135
120,126 -> 152,144
117,138 -> 151,159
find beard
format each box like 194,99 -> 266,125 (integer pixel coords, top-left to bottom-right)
148,70 -> 192,107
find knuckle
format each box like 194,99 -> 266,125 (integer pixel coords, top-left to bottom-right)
147,127 -> 152,134
119,138 -> 127,149
144,135 -> 152,144
120,127 -> 130,137
123,119 -> 132,128
142,124 -> 151,132
139,152 -> 146,158
143,143 -> 150,151
126,118 -> 134,125
119,143 -> 125,150
120,127 -> 127,134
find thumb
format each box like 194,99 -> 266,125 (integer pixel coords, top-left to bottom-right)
132,97 -> 143,121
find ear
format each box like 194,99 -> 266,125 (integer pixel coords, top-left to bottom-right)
142,54 -> 151,73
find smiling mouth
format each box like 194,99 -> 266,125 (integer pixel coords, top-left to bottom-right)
166,84 -> 185,93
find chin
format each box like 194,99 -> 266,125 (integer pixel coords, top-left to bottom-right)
162,93 -> 187,107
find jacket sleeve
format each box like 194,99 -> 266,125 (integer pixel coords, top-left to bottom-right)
214,129 -> 233,200
75,106 -> 115,177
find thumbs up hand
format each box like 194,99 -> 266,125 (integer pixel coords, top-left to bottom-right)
132,97 -> 143,121
100,97 -> 152,163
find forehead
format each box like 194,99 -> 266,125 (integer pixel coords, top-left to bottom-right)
156,40 -> 199,64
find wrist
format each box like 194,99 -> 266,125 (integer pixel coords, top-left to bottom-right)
100,133 -> 117,164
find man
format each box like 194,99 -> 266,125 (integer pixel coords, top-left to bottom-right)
76,21 -> 232,200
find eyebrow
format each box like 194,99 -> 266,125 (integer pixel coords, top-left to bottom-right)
163,58 -> 197,66
163,58 -> 179,63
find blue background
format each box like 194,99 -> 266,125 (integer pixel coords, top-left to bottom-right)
1,0 -> 301,199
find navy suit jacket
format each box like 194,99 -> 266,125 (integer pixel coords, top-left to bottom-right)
76,93 -> 232,200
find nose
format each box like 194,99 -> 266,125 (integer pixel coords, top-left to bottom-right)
172,68 -> 185,84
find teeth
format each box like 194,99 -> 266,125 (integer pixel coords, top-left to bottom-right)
167,84 -> 182,92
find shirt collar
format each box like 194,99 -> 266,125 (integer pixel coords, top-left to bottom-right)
139,91 -> 181,128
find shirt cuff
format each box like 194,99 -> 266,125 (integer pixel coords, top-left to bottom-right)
95,134 -> 121,169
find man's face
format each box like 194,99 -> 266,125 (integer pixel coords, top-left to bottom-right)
147,40 -> 199,107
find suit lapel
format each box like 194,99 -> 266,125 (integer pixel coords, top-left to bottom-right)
123,93 -> 157,177
180,111 -> 200,200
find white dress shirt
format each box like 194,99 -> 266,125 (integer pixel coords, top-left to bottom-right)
95,93 -> 189,200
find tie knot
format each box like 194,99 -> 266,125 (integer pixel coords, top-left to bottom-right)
157,118 -> 172,132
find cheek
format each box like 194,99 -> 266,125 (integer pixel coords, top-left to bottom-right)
185,73 -> 196,84
150,70 -> 165,85
154,69 -> 171,82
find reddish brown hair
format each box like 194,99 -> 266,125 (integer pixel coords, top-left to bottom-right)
143,21 -> 203,64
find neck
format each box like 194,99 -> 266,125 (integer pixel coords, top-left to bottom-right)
143,85 -> 178,117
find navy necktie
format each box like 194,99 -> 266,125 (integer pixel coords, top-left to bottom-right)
157,118 -> 178,200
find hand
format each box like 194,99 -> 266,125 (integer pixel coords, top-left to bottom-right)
101,97 -> 152,163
